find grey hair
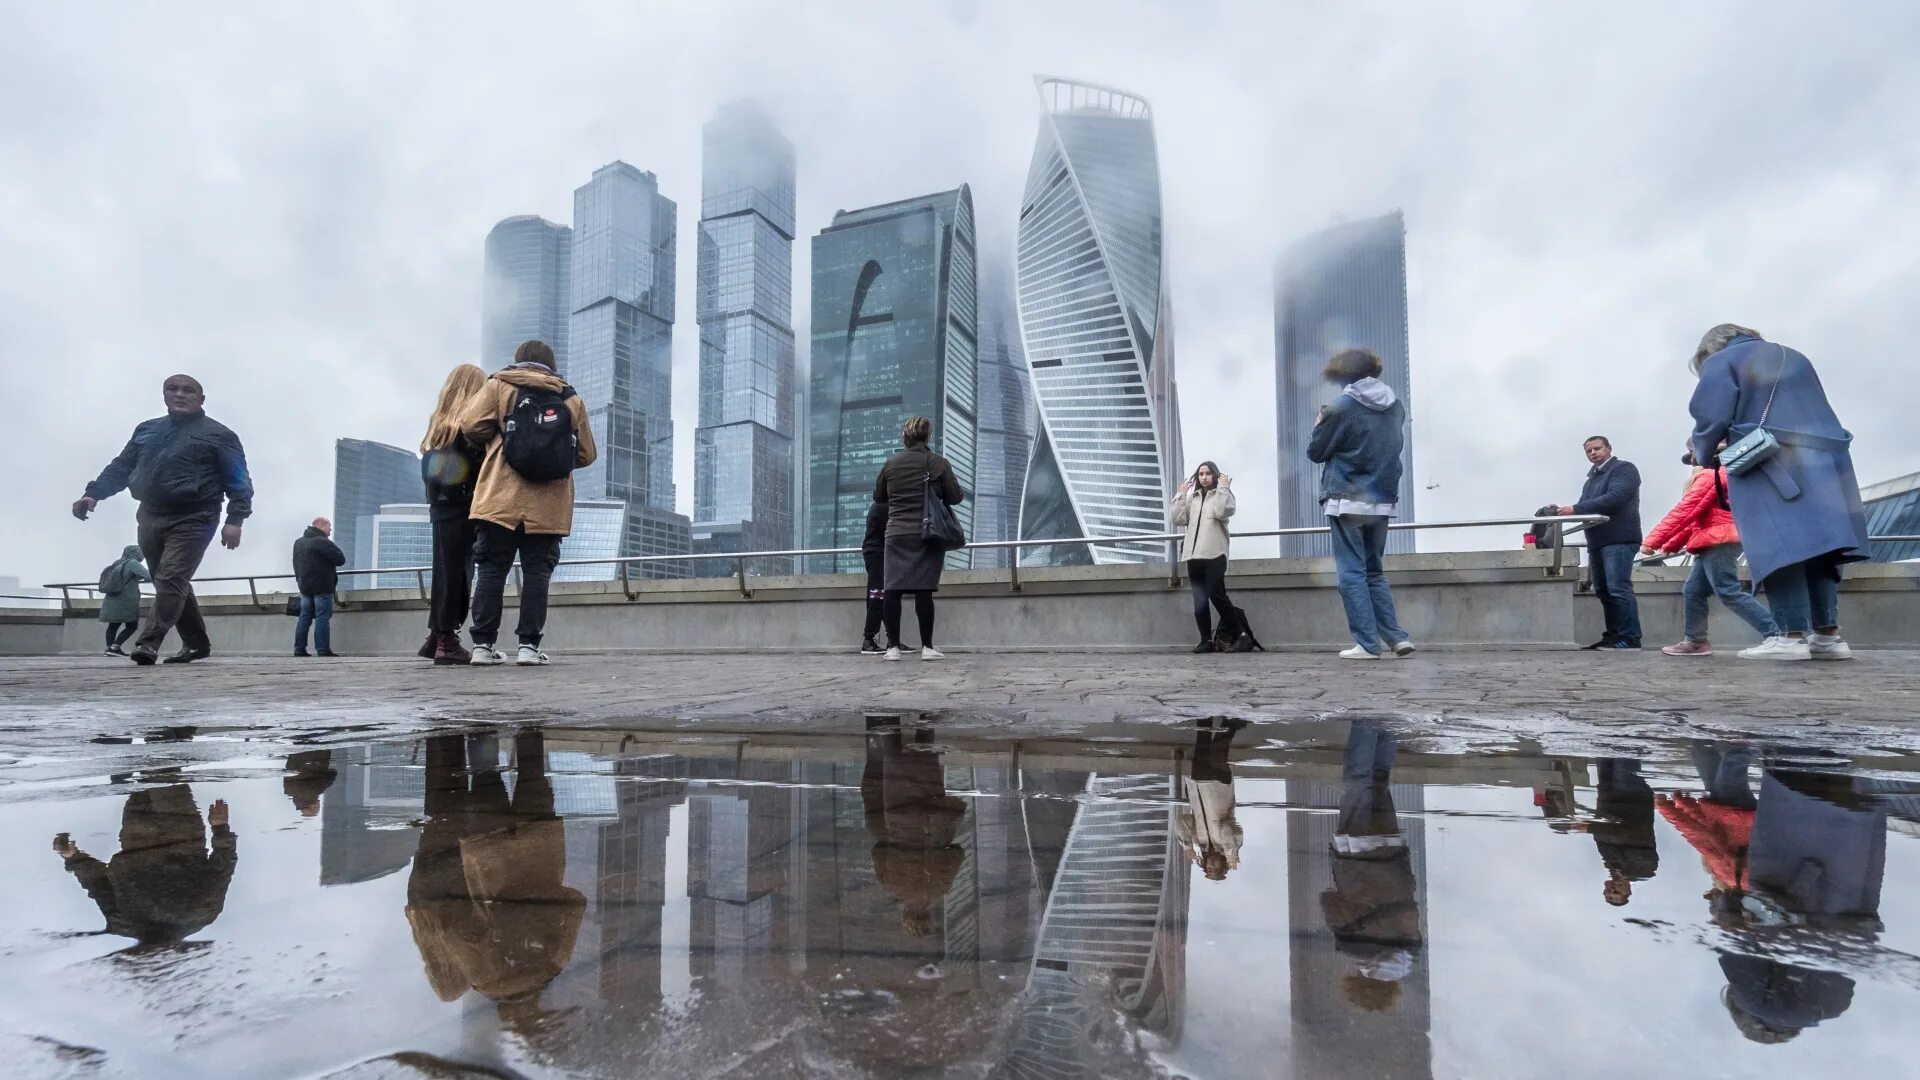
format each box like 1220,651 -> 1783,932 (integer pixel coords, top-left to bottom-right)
1690,323 -> 1764,375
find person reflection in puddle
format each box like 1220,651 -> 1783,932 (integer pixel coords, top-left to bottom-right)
1176,717 -> 1247,880
282,749 -> 337,818
862,718 -> 968,938
1320,720 -> 1423,1011
1565,758 -> 1660,907
405,731 -> 585,1017
52,785 -> 237,948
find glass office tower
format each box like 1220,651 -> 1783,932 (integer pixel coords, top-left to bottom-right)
692,103 -> 799,571
333,438 -> 422,570
482,215 -> 572,371
1863,471 -> 1920,562
1275,211 -> 1416,558
1015,77 -> 1182,567
971,254 -> 1034,569
808,187 -> 978,573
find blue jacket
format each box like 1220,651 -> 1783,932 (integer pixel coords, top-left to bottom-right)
1307,378 -> 1406,506
1689,336 -> 1868,583
86,412 -> 253,525
1575,458 -> 1643,548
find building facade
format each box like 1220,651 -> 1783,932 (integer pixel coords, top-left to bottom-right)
1863,470 -> 1920,562
354,503 -> 432,589
692,103 -> 799,571
1015,77 -> 1182,567
807,187 -> 978,573
971,253 -> 1035,569
1274,211 -> 1416,558
333,439 -> 422,571
482,215 -> 572,371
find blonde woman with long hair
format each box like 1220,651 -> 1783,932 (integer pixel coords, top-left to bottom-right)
416,363 -> 489,664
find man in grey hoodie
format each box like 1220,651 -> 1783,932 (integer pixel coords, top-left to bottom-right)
1307,349 -> 1415,659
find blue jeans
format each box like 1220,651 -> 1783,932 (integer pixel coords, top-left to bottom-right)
1761,559 -> 1840,635
1329,515 -> 1407,653
1683,544 -> 1778,641
295,593 -> 333,653
1589,543 -> 1642,644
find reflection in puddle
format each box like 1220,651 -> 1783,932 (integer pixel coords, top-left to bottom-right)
7,717 -> 1920,1077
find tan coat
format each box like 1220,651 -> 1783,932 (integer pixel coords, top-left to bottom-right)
457,366 -> 597,535
1172,485 -> 1236,561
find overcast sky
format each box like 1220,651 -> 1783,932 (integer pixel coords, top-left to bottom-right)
4,1 -> 1918,587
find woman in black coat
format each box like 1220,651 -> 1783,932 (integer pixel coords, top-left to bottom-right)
871,416 -> 965,661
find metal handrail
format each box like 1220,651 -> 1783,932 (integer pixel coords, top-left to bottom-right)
41,514 -> 1614,606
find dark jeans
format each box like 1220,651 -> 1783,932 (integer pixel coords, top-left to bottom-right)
1761,558 -> 1840,635
133,506 -> 218,654
1682,543 -> 1777,641
295,593 -> 334,653
469,522 -> 564,647
1589,542 -> 1643,644
1329,515 -> 1407,653
429,515 -> 477,634
1187,556 -> 1233,641
105,623 -> 137,649
863,552 -> 885,642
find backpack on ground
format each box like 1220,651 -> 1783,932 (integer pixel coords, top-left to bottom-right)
1212,603 -> 1266,653
501,384 -> 579,482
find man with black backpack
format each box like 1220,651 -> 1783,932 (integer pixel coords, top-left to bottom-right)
455,341 -> 597,666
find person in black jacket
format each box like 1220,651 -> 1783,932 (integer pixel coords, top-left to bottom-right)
73,374 -> 253,666
1556,436 -> 1644,650
871,416 -> 966,662
859,499 -> 893,655
292,517 -> 346,657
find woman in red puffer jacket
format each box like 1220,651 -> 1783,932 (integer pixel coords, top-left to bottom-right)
1643,448 -> 1780,656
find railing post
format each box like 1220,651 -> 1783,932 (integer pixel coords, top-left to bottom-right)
620,560 -> 636,601
247,577 -> 266,611
57,585 -> 73,618
1167,540 -> 1180,588
415,569 -> 428,605
736,556 -> 753,600
1548,529 -> 1567,578
1008,551 -> 1021,593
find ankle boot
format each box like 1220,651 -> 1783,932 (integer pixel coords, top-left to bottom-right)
416,631 -> 438,660
433,631 -> 472,666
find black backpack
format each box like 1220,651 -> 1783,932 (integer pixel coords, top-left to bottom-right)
500,383 -> 578,482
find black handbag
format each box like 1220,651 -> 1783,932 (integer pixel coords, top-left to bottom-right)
922,471 -> 967,550
284,595 -> 302,616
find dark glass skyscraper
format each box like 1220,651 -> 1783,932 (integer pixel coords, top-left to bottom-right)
570,162 -> 691,575
332,438 -> 421,570
808,187 -> 978,572
971,254 -> 1034,569
692,103 -> 798,569
481,215 -> 571,370
1275,211 -> 1416,558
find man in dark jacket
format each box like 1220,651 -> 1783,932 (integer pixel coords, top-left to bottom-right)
73,374 -> 253,666
1558,436 -> 1643,650
53,786 -> 238,947
292,517 -> 346,657
859,499 -> 891,655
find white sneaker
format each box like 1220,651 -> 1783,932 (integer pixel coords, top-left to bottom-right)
1808,633 -> 1853,660
1339,645 -> 1381,660
883,646 -> 903,662
469,644 -> 507,666
1391,640 -> 1416,658
921,647 -> 945,661
1738,636 -> 1812,661
516,645 -> 550,666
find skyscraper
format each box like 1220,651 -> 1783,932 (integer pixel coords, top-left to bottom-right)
692,103 -> 798,569
1015,77 -> 1182,567
971,253 -> 1034,569
808,187 -> 978,573
1274,211 -> 1416,558
569,162 -> 692,575
333,438 -> 421,570
481,215 -> 572,371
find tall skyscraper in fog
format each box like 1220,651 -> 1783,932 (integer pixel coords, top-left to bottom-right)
1275,211 -> 1416,558
570,162 -> 691,573
808,187 -> 977,572
692,103 -> 798,568
481,215 -> 572,371
1016,77 -> 1182,566
332,438 -> 421,570
972,254 -> 1034,569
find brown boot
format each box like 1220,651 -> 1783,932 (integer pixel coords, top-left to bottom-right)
433,631 -> 471,666
416,631 -> 438,660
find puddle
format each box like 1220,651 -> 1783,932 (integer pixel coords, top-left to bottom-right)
2,717 -> 1918,1078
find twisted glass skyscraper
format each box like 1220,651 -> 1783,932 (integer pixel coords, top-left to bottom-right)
481,215 -> 571,371
692,103 -> 798,567
1015,77 -> 1181,566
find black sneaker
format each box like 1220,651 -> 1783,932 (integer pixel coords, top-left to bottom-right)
317,650 -> 341,658
1192,640 -> 1217,654
129,648 -> 158,666
860,638 -> 884,656
1609,639 -> 1642,651
1582,632 -> 1619,651
162,646 -> 211,665
294,649 -> 311,657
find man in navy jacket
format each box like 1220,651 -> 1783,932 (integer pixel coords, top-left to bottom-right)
1558,436 -> 1643,650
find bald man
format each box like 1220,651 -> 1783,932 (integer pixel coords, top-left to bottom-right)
292,516 -> 345,656
75,374 -> 253,665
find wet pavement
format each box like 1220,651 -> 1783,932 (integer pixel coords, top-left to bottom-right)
4,710 -> 1920,1078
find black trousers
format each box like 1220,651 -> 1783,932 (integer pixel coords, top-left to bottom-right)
862,552 -> 885,641
882,591 -> 936,647
1188,556 -> 1234,641
105,622 -> 137,648
429,514 -> 476,634
468,522 -> 563,647
134,506 -> 218,653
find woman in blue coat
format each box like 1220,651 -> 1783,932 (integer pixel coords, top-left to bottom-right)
1688,324 -> 1870,661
